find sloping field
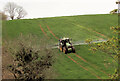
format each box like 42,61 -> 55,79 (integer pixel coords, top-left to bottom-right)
2,14 -> 118,79
38,23 -> 116,79
3,14 -> 117,40
53,45 -> 115,79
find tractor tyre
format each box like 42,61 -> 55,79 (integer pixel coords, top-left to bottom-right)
62,47 -> 63,52
63,47 -> 68,54
65,49 -> 68,54
72,47 -> 76,53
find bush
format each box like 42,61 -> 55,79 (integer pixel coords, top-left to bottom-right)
3,35 -> 57,80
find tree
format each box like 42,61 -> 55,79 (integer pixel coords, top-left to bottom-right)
16,6 -> 27,19
4,2 -> 27,20
86,26 -> 119,79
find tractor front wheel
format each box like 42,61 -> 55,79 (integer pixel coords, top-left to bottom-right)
63,47 -> 68,54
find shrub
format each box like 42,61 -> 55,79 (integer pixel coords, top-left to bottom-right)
3,35 -> 57,80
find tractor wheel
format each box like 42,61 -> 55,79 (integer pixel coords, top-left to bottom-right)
72,47 -> 75,53
63,47 -> 67,54
65,50 -> 68,54
62,47 -> 63,52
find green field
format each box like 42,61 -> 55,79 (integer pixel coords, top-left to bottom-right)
2,14 -> 118,79
53,45 -> 117,79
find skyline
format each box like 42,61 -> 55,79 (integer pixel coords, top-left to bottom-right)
0,0 -> 118,19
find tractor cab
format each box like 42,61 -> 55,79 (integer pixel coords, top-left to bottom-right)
59,37 -> 75,54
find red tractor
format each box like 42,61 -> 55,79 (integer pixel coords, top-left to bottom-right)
59,37 -> 75,54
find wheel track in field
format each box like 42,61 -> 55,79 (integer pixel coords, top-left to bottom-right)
67,56 -> 101,79
39,24 -> 49,39
46,24 -> 59,40
74,53 -> 109,76
61,17 -> 109,39
39,24 -> 110,79
74,24 -> 108,39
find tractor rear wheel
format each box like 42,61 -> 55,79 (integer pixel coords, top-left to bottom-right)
72,47 -> 75,53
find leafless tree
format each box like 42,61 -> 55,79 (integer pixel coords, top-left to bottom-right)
4,2 -> 17,20
4,2 -> 27,20
16,6 -> 27,19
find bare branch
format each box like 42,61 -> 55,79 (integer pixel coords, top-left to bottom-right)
4,2 -> 27,20
16,6 -> 27,19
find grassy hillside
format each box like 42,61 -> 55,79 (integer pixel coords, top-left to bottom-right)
40,14 -> 117,41
2,14 -> 118,79
3,14 -> 117,41
54,45 -> 116,79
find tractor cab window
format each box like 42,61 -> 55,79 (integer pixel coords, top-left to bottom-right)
61,40 -> 65,44
66,39 -> 69,42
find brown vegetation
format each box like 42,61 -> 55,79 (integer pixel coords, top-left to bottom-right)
0,12 -> 7,20
2,35 -> 57,80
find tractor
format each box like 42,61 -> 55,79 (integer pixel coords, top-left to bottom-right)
58,37 -> 75,54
